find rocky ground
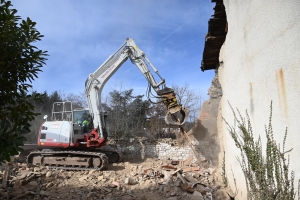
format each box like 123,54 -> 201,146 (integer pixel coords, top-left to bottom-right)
0,156 -> 234,200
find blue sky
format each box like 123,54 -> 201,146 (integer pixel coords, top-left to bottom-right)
12,0 -> 215,99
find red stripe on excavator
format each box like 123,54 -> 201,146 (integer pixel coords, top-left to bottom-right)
39,142 -> 70,147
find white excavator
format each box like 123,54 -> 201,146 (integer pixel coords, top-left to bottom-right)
27,38 -> 189,170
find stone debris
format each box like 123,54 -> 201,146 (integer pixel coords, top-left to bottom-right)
0,156 -> 234,200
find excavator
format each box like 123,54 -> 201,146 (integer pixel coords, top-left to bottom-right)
27,38 -> 189,170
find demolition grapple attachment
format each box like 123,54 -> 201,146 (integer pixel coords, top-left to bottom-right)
157,87 -> 189,125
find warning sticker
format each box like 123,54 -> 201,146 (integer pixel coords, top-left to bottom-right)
52,123 -> 61,129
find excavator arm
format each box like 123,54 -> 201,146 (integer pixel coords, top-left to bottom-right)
85,38 -> 189,138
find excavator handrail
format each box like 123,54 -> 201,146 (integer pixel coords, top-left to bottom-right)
51,101 -> 73,121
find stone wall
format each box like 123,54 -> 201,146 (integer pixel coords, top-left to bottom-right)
185,71 -> 222,166
218,0 -> 300,199
101,138 -> 211,163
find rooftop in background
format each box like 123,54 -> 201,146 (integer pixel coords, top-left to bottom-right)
200,0 -> 227,71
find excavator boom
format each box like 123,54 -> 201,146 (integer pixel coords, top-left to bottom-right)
85,38 -> 189,137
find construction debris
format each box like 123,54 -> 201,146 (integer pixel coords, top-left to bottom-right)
0,154 -> 234,200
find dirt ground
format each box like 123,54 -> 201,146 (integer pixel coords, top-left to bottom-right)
0,156 -> 234,200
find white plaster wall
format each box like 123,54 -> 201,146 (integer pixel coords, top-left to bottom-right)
218,0 -> 300,199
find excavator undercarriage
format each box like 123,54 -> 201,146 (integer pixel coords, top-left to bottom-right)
27,149 -> 124,171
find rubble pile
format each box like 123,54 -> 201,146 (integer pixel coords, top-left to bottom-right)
0,157 -> 234,200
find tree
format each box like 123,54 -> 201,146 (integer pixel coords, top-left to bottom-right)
61,91 -> 87,109
172,83 -> 205,129
145,99 -> 167,135
0,0 -> 48,162
127,95 -> 150,135
107,89 -> 150,139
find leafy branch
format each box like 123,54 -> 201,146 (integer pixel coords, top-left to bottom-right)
223,101 -> 296,199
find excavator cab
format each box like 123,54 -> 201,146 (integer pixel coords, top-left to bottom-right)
73,109 -> 90,126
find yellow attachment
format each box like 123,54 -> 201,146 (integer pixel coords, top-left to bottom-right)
160,92 -> 189,125
162,96 -> 179,111
161,92 -> 180,111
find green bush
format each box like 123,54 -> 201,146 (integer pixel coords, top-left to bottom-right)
0,0 -> 47,163
224,101 -> 295,200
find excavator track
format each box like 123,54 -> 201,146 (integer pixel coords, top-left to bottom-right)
98,150 -> 124,163
27,150 -> 108,171
61,148 -> 124,163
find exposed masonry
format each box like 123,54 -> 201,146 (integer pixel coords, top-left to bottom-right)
208,71 -> 222,99
101,138 -> 211,162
